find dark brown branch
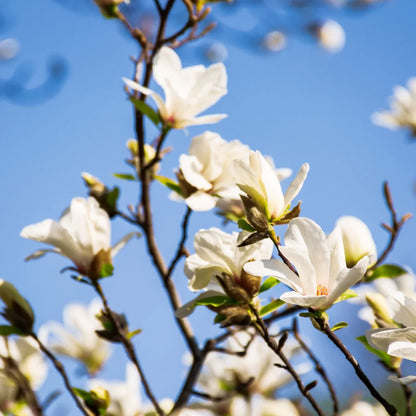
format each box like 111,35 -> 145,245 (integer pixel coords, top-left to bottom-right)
292,319 -> 339,415
92,281 -> 166,416
30,334 -> 89,416
314,317 -> 398,416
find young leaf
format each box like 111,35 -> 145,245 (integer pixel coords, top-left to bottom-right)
335,289 -> 357,303
367,264 -> 407,281
113,173 -> 136,181
356,335 -> 393,367
259,299 -> 285,317
0,325 -> 24,336
105,187 -> 119,211
331,322 -> 348,331
73,388 -> 91,401
259,277 -> 279,294
237,219 -> 256,232
154,175 -> 181,194
99,263 -> 114,279
214,314 -> 226,324
130,97 -> 161,127
194,295 -> 231,307
127,329 -> 142,339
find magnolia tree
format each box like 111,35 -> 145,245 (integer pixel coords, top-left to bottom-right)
1,0 -> 416,415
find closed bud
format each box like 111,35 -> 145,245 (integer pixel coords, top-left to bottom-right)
240,265 -> 261,298
216,273 -> 250,304
365,293 -> 395,328
210,304 -> 251,327
93,0 -> 129,18
87,387 -> 111,415
0,279 -> 34,333
88,249 -> 113,281
241,195 -> 269,232
95,309 -> 128,343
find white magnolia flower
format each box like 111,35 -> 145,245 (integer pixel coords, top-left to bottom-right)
41,299 -> 111,374
335,216 -> 377,267
21,197 -> 134,279
175,131 -> 249,211
184,228 -> 273,292
229,396 -> 300,416
123,47 -> 227,129
372,77 -> 416,135
0,337 -> 47,391
340,400 -> 388,416
245,218 -> 369,310
315,20 -> 346,53
368,292 -> 416,380
234,150 -> 309,224
89,363 -> 141,416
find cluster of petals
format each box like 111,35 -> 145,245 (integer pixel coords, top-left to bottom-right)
372,77 -> 416,135
123,47 -> 227,129
20,197 -> 133,278
41,299 -> 111,375
234,150 -> 309,224
244,217 -> 369,310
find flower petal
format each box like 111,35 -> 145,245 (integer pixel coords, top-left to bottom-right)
388,341 -> 416,362
280,291 -> 328,309
111,232 -> 140,258
185,192 -> 217,212
283,163 -> 309,210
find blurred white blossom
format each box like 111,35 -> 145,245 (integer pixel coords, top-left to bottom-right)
315,20 -> 346,53
372,77 -> 416,135
41,299 -> 111,374
245,217 -> 369,310
124,47 -> 227,129
340,400 -> 388,416
0,38 -> 19,60
262,31 -> 287,52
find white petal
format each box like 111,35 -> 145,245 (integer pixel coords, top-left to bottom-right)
179,154 -> 212,191
367,327 -> 416,352
244,259 -> 303,293
388,341 -> 416,362
283,163 -> 309,210
24,248 -> 60,261
327,226 -> 346,280
185,192 -> 217,212
174,113 -> 228,129
280,291 -> 328,309
389,292 -> 416,327
388,375 -> 416,385
111,232 -> 140,258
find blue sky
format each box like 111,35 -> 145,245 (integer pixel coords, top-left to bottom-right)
1,0 -> 416,413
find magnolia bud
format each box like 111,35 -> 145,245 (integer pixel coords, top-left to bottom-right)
95,309 -> 128,343
93,0 -> 129,18
365,293 -> 394,328
241,195 -> 269,232
216,273 -> 250,304
87,387 -> 111,414
0,279 -> 34,333
88,249 -> 113,281
240,265 -> 262,298
336,216 -> 377,268
210,304 -> 251,327
314,20 -> 345,53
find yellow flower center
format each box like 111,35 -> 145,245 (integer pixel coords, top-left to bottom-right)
316,284 -> 328,296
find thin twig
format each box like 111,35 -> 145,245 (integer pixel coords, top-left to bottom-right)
292,319 -> 339,415
92,281 -> 166,416
30,334 -> 89,416
314,317 -> 398,416
249,304 -> 325,416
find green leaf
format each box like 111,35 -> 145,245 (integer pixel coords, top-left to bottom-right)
194,295 -> 232,307
259,277 -> 279,294
237,219 -> 256,232
367,264 -> 408,281
99,263 -> 114,279
259,299 -> 285,317
300,312 -> 318,318
113,173 -> 136,181
331,322 -> 348,332
0,325 -> 24,336
214,314 -> 226,324
356,335 -> 393,367
73,388 -> 91,401
127,329 -> 142,339
105,187 -> 119,211
154,175 -> 181,194
130,97 -> 161,127
335,289 -> 357,303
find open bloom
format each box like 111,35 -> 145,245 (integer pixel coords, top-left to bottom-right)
244,217 -> 369,310
21,197 -> 134,279
41,299 -> 111,374
335,216 -> 377,267
175,131 -> 249,211
234,151 -> 309,226
123,47 -> 227,129
372,77 -> 416,135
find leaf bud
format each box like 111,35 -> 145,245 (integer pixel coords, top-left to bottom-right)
0,279 -> 34,334
241,195 -> 269,232
95,309 -> 128,343
365,293 -> 395,328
